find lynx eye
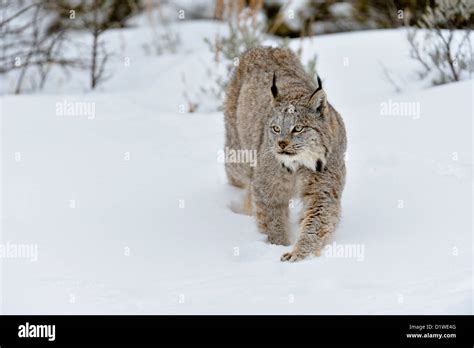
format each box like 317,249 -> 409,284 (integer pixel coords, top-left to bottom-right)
292,125 -> 304,133
271,125 -> 281,133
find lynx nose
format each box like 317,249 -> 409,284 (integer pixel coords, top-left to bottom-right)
278,140 -> 289,149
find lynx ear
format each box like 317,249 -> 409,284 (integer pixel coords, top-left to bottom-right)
307,76 -> 327,112
271,72 -> 278,99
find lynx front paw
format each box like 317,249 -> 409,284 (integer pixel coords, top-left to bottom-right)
280,246 -> 321,262
280,249 -> 309,262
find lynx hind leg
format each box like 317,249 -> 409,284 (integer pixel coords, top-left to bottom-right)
229,186 -> 253,216
225,163 -> 247,189
224,122 -> 251,189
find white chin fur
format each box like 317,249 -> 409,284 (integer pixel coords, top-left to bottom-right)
276,148 -> 326,172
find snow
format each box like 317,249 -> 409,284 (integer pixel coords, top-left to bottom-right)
1,21 -> 472,314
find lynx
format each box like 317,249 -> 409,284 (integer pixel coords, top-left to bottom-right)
224,47 -> 347,262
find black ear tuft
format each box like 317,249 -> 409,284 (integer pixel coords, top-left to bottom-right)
307,76 -> 323,106
316,76 -> 322,91
271,72 -> 278,98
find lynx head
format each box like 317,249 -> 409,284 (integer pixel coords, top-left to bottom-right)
269,72 -> 330,173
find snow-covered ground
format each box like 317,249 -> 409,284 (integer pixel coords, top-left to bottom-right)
1,21 -> 472,314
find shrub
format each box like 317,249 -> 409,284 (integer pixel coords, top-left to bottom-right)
407,0 -> 473,85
